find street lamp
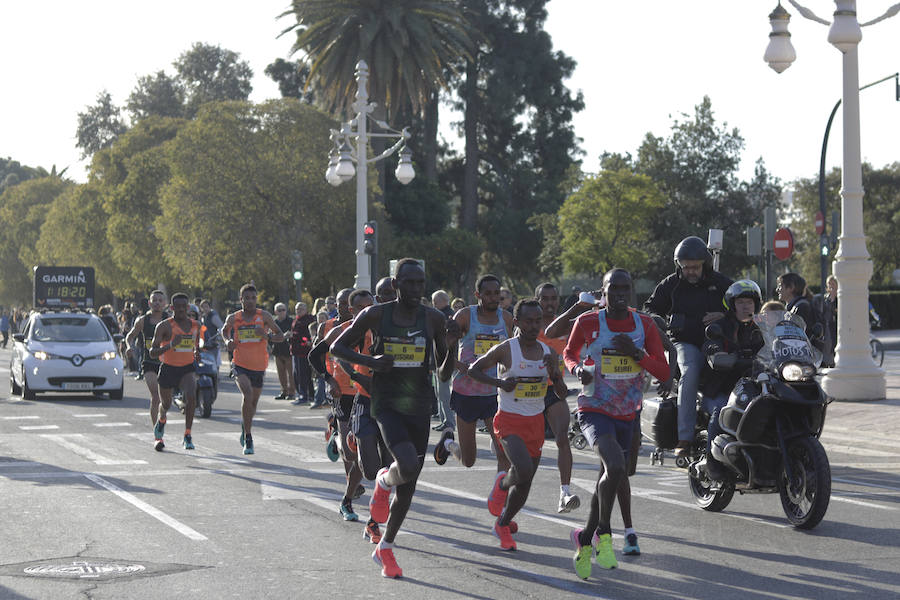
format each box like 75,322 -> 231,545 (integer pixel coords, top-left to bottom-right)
765,1 -> 899,401
325,60 -> 415,291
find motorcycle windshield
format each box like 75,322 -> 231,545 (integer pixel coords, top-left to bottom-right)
752,310 -> 822,369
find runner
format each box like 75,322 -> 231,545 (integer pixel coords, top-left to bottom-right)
309,288 -> 371,522
125,290 -> 169,428
435,275 -> 513,481
532,282 -> 581,513
374,277 -> 396,304
147,293 -> 201,452
564,269 -> 669,578
330,259 -> 451,579
468,299 -> 567,550
220,284 -> 285,455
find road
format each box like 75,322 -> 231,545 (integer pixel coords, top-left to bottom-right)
1,345 -> 899,599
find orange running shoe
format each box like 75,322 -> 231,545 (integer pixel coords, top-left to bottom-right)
363,519 -> 382,544
487,471 -> 508,516
372,546 -> 402,578
493,520 -> 517,551
369,467 -> 392,523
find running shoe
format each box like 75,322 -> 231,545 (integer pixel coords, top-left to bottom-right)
153,420 -> 166,441
243,436 -> 254,455
372,546 -> 402,579
623,532 -> 641,556
433,428 -> 454,465
346,431 -> 358,454
182,434 -> 194,450
594,533 -> 617,569
325,413 -> 337,441
353,484 -> 365,500
487,471 -> 508,517
290,397 -> 305,405
326,436 -> 340,462
571,528 -> 592,580
369,467 -> 392,523
340,501 -> 359,522
558,490 -> 581,513
154,438 -> 165,452
363,519 -> 382,544
274,393 -> 286,400
508,520 -> 518,534
493,520 -> 516,551
239,424 -> 245,447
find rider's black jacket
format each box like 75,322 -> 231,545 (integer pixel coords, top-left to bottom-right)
644,268 -> 733,348
701,313 -> 763,399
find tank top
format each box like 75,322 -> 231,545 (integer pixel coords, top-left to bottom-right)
370,302 -> 434,417
161,317 -> 200,367
537,328 -> 567,385
330,321 -> 370,396
351,330 -> 374,398
578,310 -> 646,417
232,309 -> 268,371
452,305 -> 508,396
141,310 -> 165,364
498,338 -> 550,416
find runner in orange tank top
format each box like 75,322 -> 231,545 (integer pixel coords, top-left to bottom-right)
221,283 -> 285,455
148,293 -> 201,452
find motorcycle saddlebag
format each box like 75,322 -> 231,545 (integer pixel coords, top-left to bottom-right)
650,396 -> 678,450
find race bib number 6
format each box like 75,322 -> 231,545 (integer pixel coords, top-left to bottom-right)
384,336 -> 426,367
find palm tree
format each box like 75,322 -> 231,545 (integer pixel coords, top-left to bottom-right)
280,0 -> 475,121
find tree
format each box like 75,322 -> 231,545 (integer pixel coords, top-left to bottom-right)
155,99 -> 356,296
265,58 -> 317,103
126,71 -> 185,121
1,158 -> 49,193
173,43 -> 253,117
75,91 -> 128,158
0,177 -> 71,303
556,169 -> 665,277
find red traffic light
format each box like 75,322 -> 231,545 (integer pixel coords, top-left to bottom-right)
364,224 -> 375,235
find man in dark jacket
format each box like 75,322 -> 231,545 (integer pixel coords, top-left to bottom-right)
644,236 -> 733,456
290,302 -> 316,405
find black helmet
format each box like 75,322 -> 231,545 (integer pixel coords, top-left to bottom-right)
673,236 -> 713,267
723,279 -> 762,313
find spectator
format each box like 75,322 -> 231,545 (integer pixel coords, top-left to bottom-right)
290,302 -> 316,405
325,296 -> 338,319
431,290 -> 455,431
0,309 -> 9,348
309,310 -> 330,408
499,287 -> 514,313
271,302 -> 295,400
451,297 -> 466,312
98,305 -> 120,336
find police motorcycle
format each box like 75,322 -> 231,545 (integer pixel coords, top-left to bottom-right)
687,310 -> 831,529
173,313 -> 219,418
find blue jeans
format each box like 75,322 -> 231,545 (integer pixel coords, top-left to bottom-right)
292,354 -> 313,402
433,373 -> 454,428
675,342 -> 705,441
313,374 -> 327,407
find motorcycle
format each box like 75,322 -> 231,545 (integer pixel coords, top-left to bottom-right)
173,340 -> 219,418
687,310 -> 831,529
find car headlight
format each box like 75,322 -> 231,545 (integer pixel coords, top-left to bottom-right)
780,362 -> 816,381
34,351 -> 51,360
102,351 -> 118,360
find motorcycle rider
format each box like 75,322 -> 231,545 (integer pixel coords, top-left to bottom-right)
644,236 -> 733,457
700,280 -> 764,481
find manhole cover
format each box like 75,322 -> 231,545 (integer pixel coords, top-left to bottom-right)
23,560 -> 146,579
0,556 -> 203,582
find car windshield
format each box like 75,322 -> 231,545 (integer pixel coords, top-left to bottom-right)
30,317 -> 110,343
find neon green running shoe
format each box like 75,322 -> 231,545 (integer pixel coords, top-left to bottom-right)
570,528 -> 592,580
594,533 -> 618,569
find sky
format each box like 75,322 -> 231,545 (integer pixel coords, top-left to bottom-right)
2,1 -> 899,189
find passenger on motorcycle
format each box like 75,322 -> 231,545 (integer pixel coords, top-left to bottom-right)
644,236 -> 733,457
700,280 -> 764,481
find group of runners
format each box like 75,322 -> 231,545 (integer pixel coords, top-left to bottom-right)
124,261 -> 670,581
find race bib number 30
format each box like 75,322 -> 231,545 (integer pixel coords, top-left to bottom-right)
600,349 -> 639,379
384,336 -> 426,367
514,376 -> 546,400
474,334 -> 501,357
237,325 -> 260,342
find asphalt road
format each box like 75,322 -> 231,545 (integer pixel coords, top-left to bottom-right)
1,346 -> 899,599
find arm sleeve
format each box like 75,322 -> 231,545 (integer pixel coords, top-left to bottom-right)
563,316 -> 588,374
638,315 -> 670,382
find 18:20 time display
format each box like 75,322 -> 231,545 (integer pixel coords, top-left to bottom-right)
46,286 -> 88,298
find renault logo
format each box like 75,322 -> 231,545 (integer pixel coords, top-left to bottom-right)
71,354 -> 84,367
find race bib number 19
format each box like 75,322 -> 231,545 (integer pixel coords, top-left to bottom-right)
600,349 -> 639,379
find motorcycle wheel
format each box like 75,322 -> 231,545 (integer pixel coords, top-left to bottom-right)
688,432 -> 735,511
571,434 -> 587,450
200,387 -> 213,418
778,436 -> 831,529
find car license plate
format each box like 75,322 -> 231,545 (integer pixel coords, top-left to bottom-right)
63,382 -> 93,391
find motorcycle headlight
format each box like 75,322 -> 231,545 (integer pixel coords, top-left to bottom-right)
102,351 -> 117,360
780,362 -> 816,381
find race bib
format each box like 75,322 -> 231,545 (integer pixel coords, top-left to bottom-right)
384,336 -> 426,368
174,335 -> 195,352
237,325 -> 260,342
474,333 -> 501,357
600,349 -> 639,379
514,376 -> 546,400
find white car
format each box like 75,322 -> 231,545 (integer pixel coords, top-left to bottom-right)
10,310 -> 125,400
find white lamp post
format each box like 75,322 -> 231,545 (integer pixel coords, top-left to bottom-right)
325,60 -> 415,291
765,1 -> 897,401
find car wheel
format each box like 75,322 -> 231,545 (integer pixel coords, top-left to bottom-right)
22,375 -> 36,400
109,384 -> 124,400
10,371 -> 22,396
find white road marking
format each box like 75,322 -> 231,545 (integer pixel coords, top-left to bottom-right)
831,495 -> 896,510
84,474 -> 207,541
93,422 -> 133,427
206,432 -> 332,463
19,425 -> 59,430
40,433 -> 147,465
0,461 -> 41,468
74,413 -> 106,418
256,409 -> 290,413
3,415 -> 40,420
260,480 -> 342,510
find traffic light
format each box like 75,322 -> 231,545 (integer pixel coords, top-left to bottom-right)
363,221 -> 377,255
291,250 -> 303,281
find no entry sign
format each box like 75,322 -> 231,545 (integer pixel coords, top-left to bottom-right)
773,228 -> 794,261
